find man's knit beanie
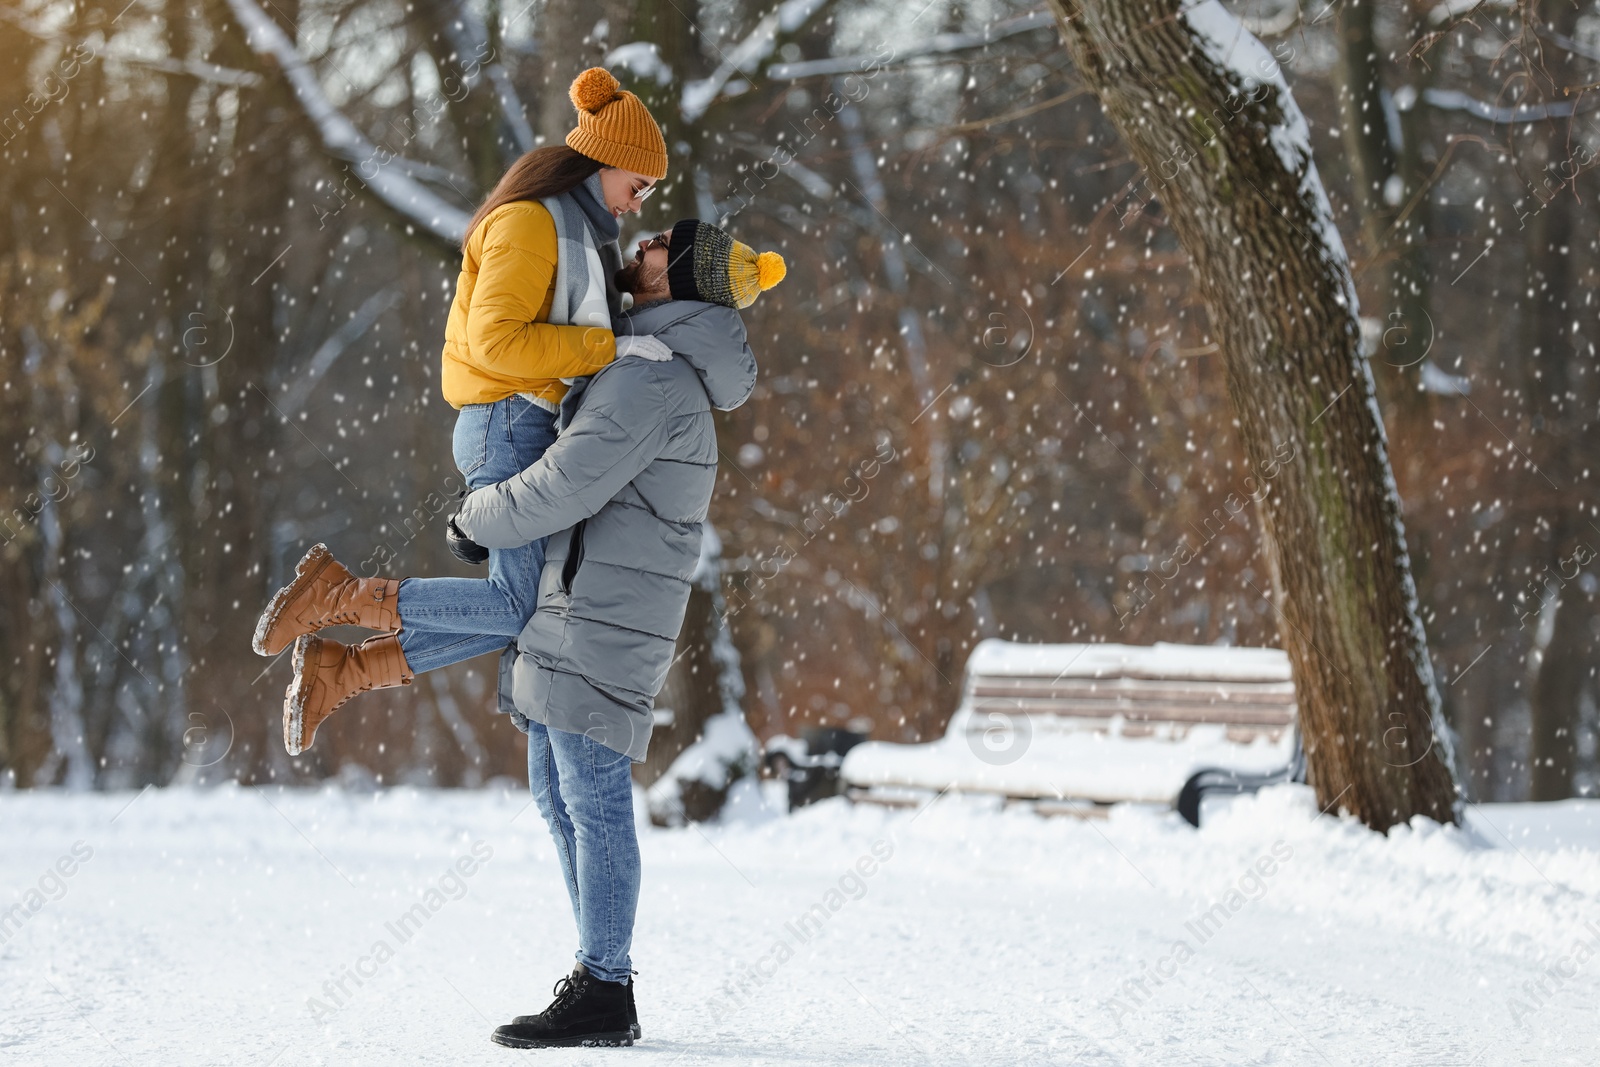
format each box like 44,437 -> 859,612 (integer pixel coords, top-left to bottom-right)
565,68 -> 668,180
666,219 -> 787,309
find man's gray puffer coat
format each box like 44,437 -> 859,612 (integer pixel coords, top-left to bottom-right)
453,299 -> 756,761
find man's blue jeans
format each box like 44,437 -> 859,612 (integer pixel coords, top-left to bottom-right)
527,721 -> 641,984
396,398 -> 639,981
397,396 -> 558,675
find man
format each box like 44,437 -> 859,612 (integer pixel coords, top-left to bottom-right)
450,219 -> 785,1049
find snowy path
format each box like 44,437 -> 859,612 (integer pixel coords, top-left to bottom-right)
3,783 -> 1598,1066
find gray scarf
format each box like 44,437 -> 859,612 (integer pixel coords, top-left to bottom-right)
540,173 -> 624,331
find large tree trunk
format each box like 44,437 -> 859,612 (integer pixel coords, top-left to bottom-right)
1332,0 -> 1432,414
1047,0 -> 1458,830
1523,0 -> 1591,802
1529,579 -> 1591,798
627,0 -> 708,222
199,0 -> 302,784
532,0 -> 628,148
1522,174 -> 1584,799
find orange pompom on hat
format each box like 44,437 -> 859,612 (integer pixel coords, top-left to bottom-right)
565,67 -> 668,180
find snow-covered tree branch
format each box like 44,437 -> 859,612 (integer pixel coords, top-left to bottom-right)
224,0 -> 471,245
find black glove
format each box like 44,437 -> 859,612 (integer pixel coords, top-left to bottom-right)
447,492 -> 489,565
447,518 -> 488,565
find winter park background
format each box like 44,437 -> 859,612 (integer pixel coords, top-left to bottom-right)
3,0 -> 1600,1063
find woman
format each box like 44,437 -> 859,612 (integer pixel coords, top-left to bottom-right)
251,67 -> 669,756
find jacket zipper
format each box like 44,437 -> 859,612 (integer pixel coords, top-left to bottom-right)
560,520 -> 587,594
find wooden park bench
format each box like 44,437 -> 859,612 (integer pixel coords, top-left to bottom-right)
840,639 -> 1304,825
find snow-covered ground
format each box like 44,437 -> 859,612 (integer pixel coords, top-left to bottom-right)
3,782 -> 1598,1065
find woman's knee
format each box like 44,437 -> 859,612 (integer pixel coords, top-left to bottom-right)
500,579 -> 540,622
487,553 -> 542,620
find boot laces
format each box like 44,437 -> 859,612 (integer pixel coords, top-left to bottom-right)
543,974 -> 582,1021
321,580 -> 383,627
320,648 -> 381,718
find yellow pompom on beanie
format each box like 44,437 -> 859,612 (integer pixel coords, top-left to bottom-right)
665,219 -> 786,310
564,67 -> 668,180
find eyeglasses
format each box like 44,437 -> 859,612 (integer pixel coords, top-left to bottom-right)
631,182 -> 657,203
645,232 -> 670,250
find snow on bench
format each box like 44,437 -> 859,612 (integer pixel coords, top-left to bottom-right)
841,639 -> 1298,812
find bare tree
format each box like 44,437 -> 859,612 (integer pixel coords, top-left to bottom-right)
1523,0 -> 1595,801
1047,0 -> 1458,829
1331,0 -> 1434,413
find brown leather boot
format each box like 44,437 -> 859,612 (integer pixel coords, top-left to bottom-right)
283,633 -> 413,755
254,543 -> 400,656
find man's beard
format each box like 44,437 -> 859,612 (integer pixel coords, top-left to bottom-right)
614,262 -> 659,300
614,259 -> 643,295
615,258 -> 665,298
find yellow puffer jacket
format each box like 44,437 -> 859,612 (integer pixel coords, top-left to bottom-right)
441,201 -> 617,409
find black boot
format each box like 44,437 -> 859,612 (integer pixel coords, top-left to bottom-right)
512,967 -> 640,1040
492,964 -> 634,1049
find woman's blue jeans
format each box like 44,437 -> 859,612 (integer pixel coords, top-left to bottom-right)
527,721 -> 641,984
396,396 -> 558,675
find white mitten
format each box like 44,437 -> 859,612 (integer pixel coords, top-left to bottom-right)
615,334 -> 672,362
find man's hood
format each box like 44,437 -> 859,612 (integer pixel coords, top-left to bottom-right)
619,300 -> 756,411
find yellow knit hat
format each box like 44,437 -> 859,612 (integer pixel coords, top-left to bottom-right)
564,68 -> 668,180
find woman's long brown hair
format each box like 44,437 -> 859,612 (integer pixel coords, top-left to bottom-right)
462,145 -> 603,249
